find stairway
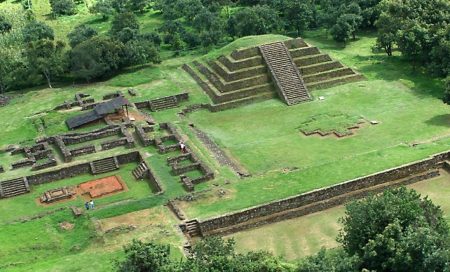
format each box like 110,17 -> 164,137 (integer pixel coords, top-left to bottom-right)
259,42 -> 311,105
0,177 -> 30,198
132,162 -> 148,180
149,96 -> 178,111
185,219 -> 201,237
90,157 -> 119,174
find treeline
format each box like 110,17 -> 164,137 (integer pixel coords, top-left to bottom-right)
0,2 -> 161,91
116,187 -> 450,272
0,0 -> 448,92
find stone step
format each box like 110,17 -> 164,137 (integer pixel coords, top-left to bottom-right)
91,158 -> 119,174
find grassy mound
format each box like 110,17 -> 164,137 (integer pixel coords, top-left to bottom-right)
202,34 -> 292,60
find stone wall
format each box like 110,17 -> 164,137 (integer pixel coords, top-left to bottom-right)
70,145 -> 96,157
303,68 -> 354,84
135,125 -> 154,146
208,61 -> 267,82
27,163 -> 91,185
294,54 -> 332,67
289,47 -> 321,58
230,47 -> 260,60
60,125 -> 120,145
194,151 -> 450,237
300,61 -> 343,76
195,61 -> 270,93
101,138 -> 128,150
218,55 -> 264,72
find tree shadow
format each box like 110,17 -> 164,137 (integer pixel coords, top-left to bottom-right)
425,114 -> 450,127
352,55 -> 445,99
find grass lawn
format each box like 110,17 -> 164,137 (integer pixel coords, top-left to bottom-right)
182,32 -> 450,219
228,170 -> 450,261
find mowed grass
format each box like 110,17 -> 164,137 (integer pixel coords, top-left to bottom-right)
228,170 -> 450,261
184,33 -> 450,219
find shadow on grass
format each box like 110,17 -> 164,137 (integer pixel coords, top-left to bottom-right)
353,55 -> 445,99
425,114 -> 450,127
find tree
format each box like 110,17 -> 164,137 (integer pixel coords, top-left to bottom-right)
89,0 -> 114,20
338,187 -> 450,271
297,248 -> 360,272
227,5 -> 281,37
284,0 -> 314,36
330,16 -> 353,43
115,239 -> 174,272
375,10 -> 398,56
0,15 -> 12,34
49,0 -> 76,16
67,25 -> 98,48
70,36 -> 125,81
24,39 -> 66,88
22,21 -> 54,43
123,39 -> 161,66
443,76 -> 450,104
110,12 -> 139,39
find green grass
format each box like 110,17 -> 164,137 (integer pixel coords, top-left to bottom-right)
182,33 -> 450,219
201,34 -> 291,60
228,171 -> 450,261
298,112 -> 364,135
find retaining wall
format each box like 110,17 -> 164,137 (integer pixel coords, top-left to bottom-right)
195,151 -> 450,237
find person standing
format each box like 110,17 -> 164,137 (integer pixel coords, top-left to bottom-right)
89,200 -> 95,209
84,201 -> 90,210
179,141 -> 187,153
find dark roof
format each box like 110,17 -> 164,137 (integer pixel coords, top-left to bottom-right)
66,96 -> 130,130
66,111 -> 101,130
94,96 -> 130,115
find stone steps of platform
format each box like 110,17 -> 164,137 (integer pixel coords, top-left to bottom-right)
209,92 -> 277,112
189,63 -> 274,104
259,42 -> 311,106
289,46 -> 321,58
0,177 -> 30,198
194,61 -> 271,93
208,60 -> 267,82
218,55 -> 264,72
185,219 -> 201,237
293,54 -> 333,67
299,61 -> 344,76
303,67 -> 355,84
149,97 -> 178,111
91,157 -> 119,174
308,73 -> 365,90
132,162 -> 148,180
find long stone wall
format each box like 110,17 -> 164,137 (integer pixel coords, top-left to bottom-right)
191,151 -> 449,237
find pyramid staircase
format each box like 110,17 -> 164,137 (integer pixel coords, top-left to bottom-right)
132,161 -> 148,180
0,177 -> 30,198
184,38 -> 364,111
90,157 -> 119,174
149,96 -> 178,111
259,42 -> 311,105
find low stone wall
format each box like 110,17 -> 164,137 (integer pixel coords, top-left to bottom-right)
12,159 -> 35,169
308,74 -> 365,90
194,151 -> 450,237
134,101 -> 150,109
300,61 -> 343,76
195,61 -> 269,93
27,163 -> 91,185
61,125 -> 120,145
167,200 -> 186,220
218,55 -> 264,72
70,145 -> 96,157
294,54 -> 332,67
284,38 -> 308,49
289,47 -> 321,58
135,125 -> 154,146
303,68 -> 355,84
208,92 -> 276,112
230,47 -> 260,60
101,138 -> 128,150
208,60 -> 267,82
32,158 -> 57,171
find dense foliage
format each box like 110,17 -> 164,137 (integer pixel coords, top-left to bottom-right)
0,0 -> 448,94
116,237 -> 291,272
116,187 -> 449,272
